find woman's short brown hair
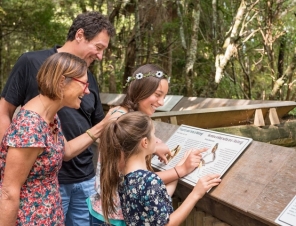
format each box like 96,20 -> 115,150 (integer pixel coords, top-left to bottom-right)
37,52 -> 87,100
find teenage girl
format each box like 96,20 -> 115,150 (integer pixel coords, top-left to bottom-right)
100,111 -> 221,225
87,64 -> 206,225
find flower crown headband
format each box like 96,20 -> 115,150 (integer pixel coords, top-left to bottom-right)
123,71 -> 170,88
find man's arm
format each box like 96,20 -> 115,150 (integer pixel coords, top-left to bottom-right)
0,98 -> 17,141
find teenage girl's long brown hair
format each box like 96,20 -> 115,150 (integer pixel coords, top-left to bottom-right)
99,111 -> 153,223
121,64 -> 169,112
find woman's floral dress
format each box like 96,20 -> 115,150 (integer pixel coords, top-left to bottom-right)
118,170 -> 174,226
0,108 -> 65,225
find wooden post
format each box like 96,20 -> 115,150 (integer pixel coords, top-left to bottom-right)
254,109 -> 265,126
268,108 -> 280,125
170,116 -> 178,125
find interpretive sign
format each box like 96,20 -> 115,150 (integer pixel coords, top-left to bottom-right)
152,124 -> 252,187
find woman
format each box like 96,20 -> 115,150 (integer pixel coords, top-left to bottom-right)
0,52 -> 109,225
88,64 -> 206,225
100,111 -> 221,225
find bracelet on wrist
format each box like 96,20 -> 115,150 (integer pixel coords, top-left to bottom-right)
174,167 -> 181,178
86,129 -> 97,142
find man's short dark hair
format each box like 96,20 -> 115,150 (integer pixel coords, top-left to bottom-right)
67,11 -> 115,41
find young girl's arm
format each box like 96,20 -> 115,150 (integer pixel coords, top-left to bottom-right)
166,174 -> 221,226
165,180 -> 178,196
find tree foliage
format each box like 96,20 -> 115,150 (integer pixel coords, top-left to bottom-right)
1,0 -> 296,100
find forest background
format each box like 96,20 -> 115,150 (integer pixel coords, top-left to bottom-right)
1,0 -> 296,101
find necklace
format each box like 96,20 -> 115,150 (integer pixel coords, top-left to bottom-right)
39,95 -> 59,134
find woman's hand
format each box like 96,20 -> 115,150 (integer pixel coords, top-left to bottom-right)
154,138 -> 172,164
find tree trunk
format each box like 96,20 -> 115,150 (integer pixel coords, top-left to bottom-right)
270,49 -> 296,98
185,0 -> 200,96
123,37 -> 136,92
176,0 -> 186,51
276,35 -> 286,100
212,0 -> 218,56
277,35 -> 286,79
215,0 -> 247,83
146,27 -> 151,64
135,0 -> 142,65
107,0 -> 117,93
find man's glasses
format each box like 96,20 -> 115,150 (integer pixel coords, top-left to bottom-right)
71,77 -> 89,93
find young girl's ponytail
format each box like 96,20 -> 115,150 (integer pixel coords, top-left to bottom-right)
100,111 -> 153,223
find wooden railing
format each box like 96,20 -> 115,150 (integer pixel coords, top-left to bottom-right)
100,93 -> 296,128
152,102 -> 296,128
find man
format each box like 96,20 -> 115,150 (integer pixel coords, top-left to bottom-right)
0,11 -> 115,225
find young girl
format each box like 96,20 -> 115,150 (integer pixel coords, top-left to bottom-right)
100,111 -> 221,225
87,64 -> 205,225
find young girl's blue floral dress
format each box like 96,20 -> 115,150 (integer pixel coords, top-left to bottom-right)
118,169 -> 174,225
